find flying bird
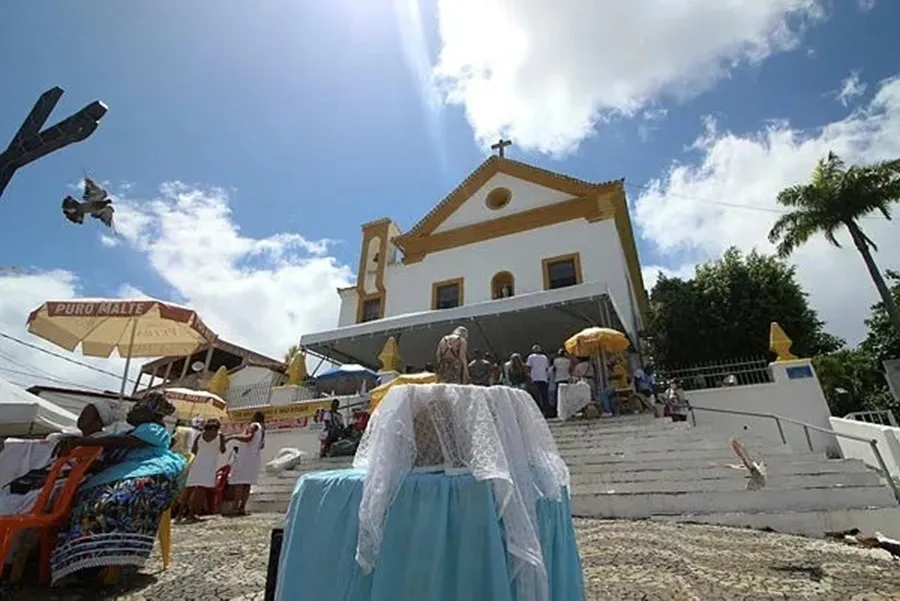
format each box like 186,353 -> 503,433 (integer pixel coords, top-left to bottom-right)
61,176 -> 114,228
729,437 -> 767,490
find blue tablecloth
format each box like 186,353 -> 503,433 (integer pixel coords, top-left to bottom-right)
275,469 -> 585,601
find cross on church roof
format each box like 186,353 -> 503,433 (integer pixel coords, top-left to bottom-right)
490,138 -> 512,158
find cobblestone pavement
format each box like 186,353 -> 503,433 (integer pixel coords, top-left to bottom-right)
2,515 -> 899,600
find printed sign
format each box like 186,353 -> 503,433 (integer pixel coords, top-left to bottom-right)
226,400 -> 334,433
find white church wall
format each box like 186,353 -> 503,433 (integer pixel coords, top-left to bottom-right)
337,288 -> 358,327
433,173 -> 574,233
382,218 -> 637,333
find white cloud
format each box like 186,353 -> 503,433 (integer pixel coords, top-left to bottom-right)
835,71 -> 867,106
633,75 -> 900,345
858,0 -> 876,12
0,183 -> 353,391
429,0 -> 825,154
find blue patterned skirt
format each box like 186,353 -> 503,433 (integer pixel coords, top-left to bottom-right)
50,474 -> 179,584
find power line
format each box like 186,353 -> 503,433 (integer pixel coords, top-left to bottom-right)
623,180 -> 886,221
0,330 -> 135,384
0,365 -> 103,391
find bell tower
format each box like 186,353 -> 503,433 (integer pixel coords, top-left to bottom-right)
355,218 -> 400,323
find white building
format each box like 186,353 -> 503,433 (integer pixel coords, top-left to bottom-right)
301,156 -> 649,368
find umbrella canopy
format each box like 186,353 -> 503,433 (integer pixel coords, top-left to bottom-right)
369,372 -> 436,412
315,364 -> 379,396
316,364 -> 379,380
564,327 -> 630,357
26,298 -> 217,358
163,388 -> 229,421
0,376 -> 78,437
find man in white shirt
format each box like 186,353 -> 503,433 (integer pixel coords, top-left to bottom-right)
526,345 -> 550,416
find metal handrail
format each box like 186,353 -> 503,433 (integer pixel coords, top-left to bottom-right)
687,403 -> 900,504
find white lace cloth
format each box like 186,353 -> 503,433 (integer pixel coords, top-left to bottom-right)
353,383 -> 570,601
557,381 -> 593,421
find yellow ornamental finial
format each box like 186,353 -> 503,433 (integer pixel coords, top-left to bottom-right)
286,350 -> 308,385
769,322 -> 798,362
208,366 -> 230,395
378,336 -> 403,372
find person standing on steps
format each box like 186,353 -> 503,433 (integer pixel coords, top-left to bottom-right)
526,344 -> 550,416
224,410 -> 265,516
182,418 -> 226,521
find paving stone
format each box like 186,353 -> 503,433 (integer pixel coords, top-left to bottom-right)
1,514 -> 897,600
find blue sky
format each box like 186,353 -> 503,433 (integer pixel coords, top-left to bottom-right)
1,0 -> 899,389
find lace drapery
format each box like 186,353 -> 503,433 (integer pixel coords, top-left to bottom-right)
353,384 -> 570,601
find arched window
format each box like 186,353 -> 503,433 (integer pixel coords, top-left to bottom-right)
491,271 -> 515,299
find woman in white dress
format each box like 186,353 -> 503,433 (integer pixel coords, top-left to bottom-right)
183,419 -> 225,521
225,411 -> 265,516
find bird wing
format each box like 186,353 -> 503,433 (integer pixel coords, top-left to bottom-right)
83,177 -> 109,203
61,196 -> 85,224
93,205 -> 115,228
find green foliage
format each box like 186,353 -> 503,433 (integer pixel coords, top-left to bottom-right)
813,271 -> 900,415
860,270 -> 900,364
645,248 -> 840,367
768,152 -> 900,257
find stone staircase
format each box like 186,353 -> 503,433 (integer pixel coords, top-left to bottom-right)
249,414 -> 900,538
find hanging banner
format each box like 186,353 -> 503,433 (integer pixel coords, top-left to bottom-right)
225,400 -> 334,433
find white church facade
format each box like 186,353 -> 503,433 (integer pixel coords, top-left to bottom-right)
301,155 -> 649,368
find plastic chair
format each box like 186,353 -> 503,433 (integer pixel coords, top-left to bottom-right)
157,452 -> 194,570
0,446 -> 102,584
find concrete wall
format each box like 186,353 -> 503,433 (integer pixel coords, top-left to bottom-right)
830,417 -> 900,478
688,359 -> 839,456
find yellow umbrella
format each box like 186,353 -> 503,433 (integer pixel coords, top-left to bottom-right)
26,298 -> 218,398
164,388 -> 229,421
369,372 -> 437,412
564,327 -> 630,357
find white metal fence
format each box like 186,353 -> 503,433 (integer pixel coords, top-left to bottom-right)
657,357 -> 773,391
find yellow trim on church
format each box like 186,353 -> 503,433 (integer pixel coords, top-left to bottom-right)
355,156 -> 649,319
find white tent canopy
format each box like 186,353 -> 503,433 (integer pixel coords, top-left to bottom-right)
301,282 -> 632,370
0,376 -> 79,437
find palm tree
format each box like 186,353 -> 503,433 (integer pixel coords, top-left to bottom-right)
284,343 -> 300,364
768,152 -> 900,339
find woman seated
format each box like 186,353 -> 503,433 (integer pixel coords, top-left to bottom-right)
0,401 -> 117,517
49,393 -> 187,586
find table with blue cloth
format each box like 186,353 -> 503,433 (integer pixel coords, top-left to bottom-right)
274,469 -> 585,601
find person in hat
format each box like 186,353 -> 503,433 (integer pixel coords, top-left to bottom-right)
49,392 -> 187,585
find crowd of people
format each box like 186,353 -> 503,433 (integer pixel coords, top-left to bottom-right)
0,395 -> 268,587
427,325 -> 692,421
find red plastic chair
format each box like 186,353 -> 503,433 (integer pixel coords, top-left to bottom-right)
0,446 -> 102,584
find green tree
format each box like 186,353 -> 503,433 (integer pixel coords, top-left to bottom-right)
768,152 -> 900,340
645,248 -> 840,367
860,270 -> 900,364
814,272 -> 900,415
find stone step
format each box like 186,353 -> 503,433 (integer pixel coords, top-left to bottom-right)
561,446 -> 804,466
570,471 -> 882,495
253,465 -> 882,498
569,458 -> 872,485
570,484 -> 897,518
652,507 -> 900,540
555,436 -> 783,455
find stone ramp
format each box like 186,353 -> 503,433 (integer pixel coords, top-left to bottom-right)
249,414 -> 900,538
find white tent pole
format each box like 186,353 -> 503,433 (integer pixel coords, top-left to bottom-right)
119,319 -> 139,400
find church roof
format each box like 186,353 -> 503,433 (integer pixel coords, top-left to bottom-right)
396,156 -> 623,242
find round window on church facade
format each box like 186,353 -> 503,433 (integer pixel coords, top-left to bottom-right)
485,187 -> 512,210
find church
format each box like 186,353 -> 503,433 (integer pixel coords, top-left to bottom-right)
301,149 -> 648,369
